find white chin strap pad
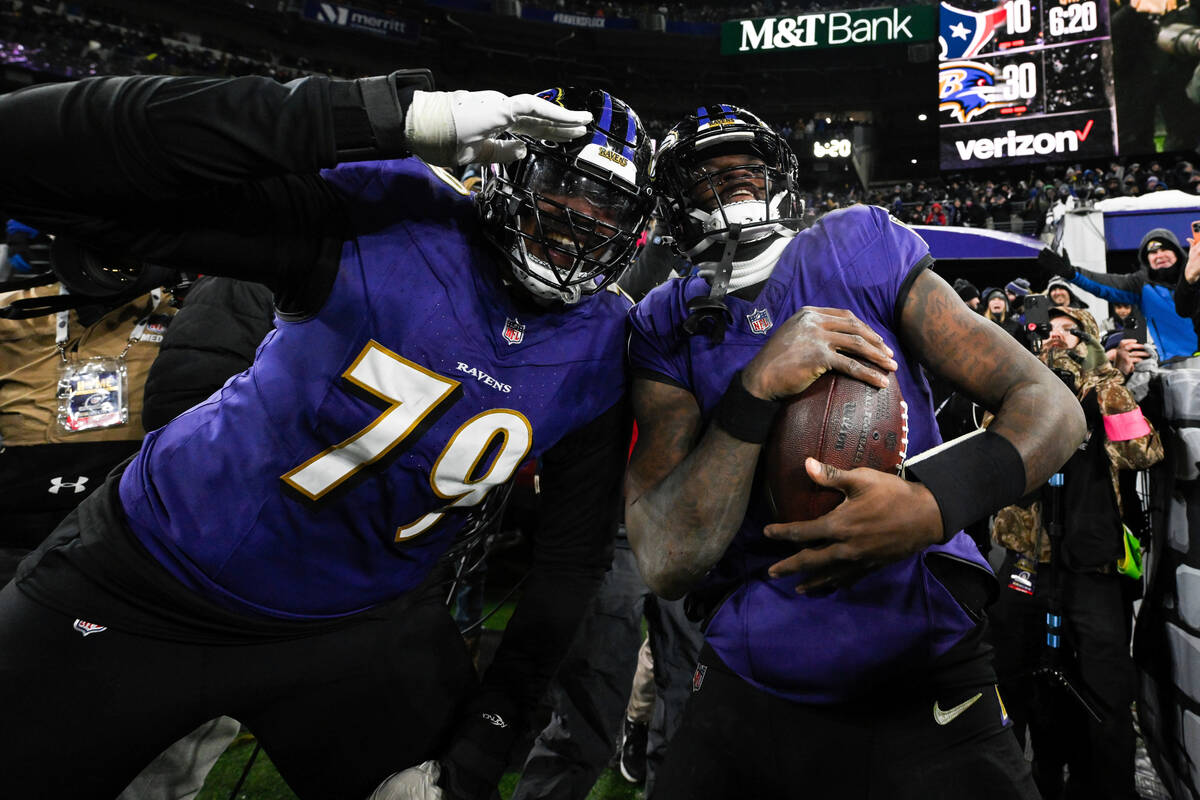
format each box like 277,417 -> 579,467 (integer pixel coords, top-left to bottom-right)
511,244 -> 583,305
695,231 -> 796,293
714,200 -> 770,228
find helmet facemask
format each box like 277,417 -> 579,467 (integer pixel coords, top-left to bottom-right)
655,115 -> 803,267
653,105 -> 803,342
479,90 -> 654,305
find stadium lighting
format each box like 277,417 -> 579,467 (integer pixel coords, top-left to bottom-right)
918,113 -> 927,121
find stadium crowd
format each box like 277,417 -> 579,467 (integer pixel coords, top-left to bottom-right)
1,3 -> 1199,798
519,0 -> 898,22
5,0 -> 1195,244
802,158 -> 1200,235
0,0 -> 344,81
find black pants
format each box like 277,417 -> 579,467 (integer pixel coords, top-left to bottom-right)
0,580 -> 475,799
512,540 -> 703,800
652,645 -> 1039,800
989,554 -> 1138,800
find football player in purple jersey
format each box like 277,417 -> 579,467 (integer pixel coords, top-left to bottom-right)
625,104 -> 1084,799
0,73 -> 653,799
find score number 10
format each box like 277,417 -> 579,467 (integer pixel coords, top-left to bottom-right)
1004,0 -> 1098,37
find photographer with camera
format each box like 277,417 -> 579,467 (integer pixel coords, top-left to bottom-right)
988,304 -> 1163,800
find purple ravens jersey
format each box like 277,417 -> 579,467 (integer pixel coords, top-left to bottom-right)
628,205 -> 990,704
118,159 -> 629,619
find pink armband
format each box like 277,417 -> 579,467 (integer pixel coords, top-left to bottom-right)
1103,408 -> 1151,442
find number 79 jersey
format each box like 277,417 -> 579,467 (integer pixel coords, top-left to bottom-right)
117,158 -> 631,620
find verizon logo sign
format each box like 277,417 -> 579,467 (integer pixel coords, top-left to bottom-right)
954,120 -> 1095,161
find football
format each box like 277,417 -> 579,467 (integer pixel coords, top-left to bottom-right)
763,369 -> 909,523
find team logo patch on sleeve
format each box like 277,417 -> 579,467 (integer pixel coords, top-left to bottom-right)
73,619 -> 107,637
746,308 -> 773,335
502,317 -> 526,345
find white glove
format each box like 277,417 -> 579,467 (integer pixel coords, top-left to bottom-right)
405,90 -> 592,167
367,760 -> 443,800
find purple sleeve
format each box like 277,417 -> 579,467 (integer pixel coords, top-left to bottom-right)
836,206 -> 931,331
627,284 -> 690,389
321,158 -> 475,232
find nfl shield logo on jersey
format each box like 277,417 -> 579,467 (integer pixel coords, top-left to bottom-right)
72,618 -> 107,637
746,308 -> 772,335
502,317 -> 525,345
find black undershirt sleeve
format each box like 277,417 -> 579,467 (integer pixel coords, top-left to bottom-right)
478,399 -> 631,718
0,73 -> 423,315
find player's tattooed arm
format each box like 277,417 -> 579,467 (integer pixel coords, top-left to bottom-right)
625,379 -> 761,600
759,269 -> 1083,593
901,267 -> 1085,492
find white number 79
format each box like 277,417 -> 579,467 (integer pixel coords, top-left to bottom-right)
281,341 -> 532,541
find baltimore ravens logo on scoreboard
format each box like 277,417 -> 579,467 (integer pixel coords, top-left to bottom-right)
939,61 -> 1016,124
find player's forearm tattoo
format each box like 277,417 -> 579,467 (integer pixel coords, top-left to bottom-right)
626,380 -> 761,598
901,270 -> 1085,493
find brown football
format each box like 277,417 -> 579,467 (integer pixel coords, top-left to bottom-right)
763,370 -> 908,523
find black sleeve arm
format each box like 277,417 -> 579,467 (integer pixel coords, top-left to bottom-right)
440,400 -> 630,798
485,398 -> 628,707
0,71 -> 431,307
141,276 -> 276,430
1175,275 -> 1200,320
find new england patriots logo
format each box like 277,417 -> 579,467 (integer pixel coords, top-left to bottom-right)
939,61 -> 1017,123
939,2 -> 1009,60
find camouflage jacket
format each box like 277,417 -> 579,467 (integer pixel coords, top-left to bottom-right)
992,306 -> 1163,563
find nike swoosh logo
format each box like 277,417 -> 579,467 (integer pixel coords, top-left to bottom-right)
933,692 -> 982,726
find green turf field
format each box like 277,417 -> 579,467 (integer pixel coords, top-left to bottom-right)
197,735 -> 644,800
196,597 -> 645,800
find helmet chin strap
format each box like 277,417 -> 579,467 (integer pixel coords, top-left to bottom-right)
682,222 -> 741,343
696,232 -> 793,292
682,226 -> 795,342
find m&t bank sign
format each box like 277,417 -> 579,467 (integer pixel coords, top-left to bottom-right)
721,6 -> 935,53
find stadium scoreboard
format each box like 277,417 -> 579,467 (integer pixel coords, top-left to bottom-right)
938,0 -> 1117,169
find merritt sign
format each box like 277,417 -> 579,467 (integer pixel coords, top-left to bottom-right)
721,6 -> 935,54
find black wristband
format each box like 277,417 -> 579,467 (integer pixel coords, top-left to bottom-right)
714,370 -> 781,444
905,430 -> 1026,544
332,69 -> 433,162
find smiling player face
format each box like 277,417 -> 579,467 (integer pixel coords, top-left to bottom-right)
685,153 -> 768,212
519,191 -> 625,270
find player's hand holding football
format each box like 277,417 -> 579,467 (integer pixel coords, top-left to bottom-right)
762,457 -> 943,593
741,307 -> 896,401
406,90 -> 592,167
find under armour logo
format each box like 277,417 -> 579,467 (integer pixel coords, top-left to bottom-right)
48,476 -> 89,495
